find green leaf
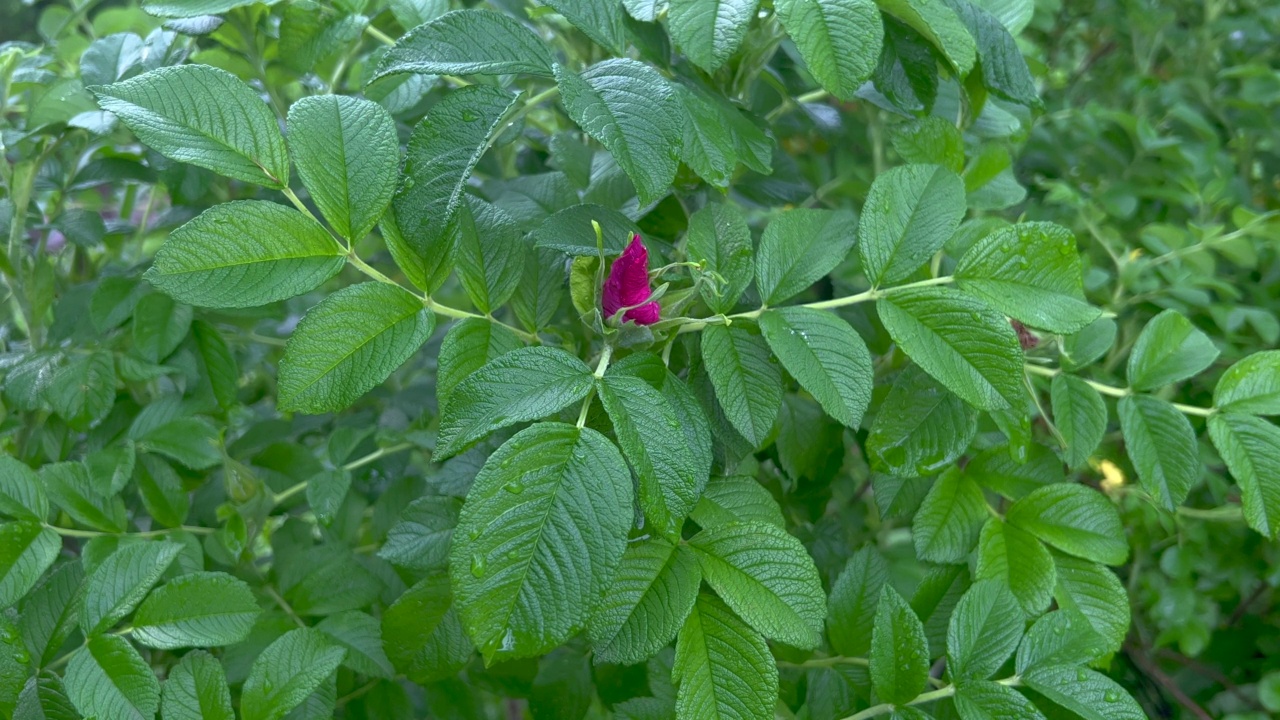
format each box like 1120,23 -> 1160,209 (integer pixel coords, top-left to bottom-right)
315,611 -> 395,679
867,365 -> 978,476
875,0 -> 977,75
965,444 -> 1064,500
145,201 -> 345,308
587,536 -> 701,665
623,0 -> 667,21
954,680 -> 1045,720
667,0 -> 759,73
700,324 -> 782,447
192,321 -> 238,411
393,85 -> 519,256
378,496 -> 461,573
278,282 -> 436,414
870,585 -> 930,705
826,545 -> 887,657
554,59 -> 681,205
142,0 -> 258,18
675,84 -> 773,183
947,580 -> 1024,680
891,116 -> 965,172
542,0 -> 627,53
674,591 -> 779,720
1050,375 -> 1107,470
41,462 -> 127,533
877,286 -> 1025,411
688,521 -> 826,649
454,197 -> 527,314
435,347 -> 595,459
1060,317 -> 1116,371
690,475 -> 785,530
756,208 -> 858,305
531,203 -> 640,257
436,318 -> 523,414
685,201 -> 753,313
1117,395 -> 1198,510
0,524 -> 60,611
14,673 -> 79,720
1016,610 -> 1107,674
974,518 -> 1056,616
1006,484 -> 1128,565
1022,665 -> 1145,720
599,374 -> 706,538
674,85 -> 743,189
0,456 -> 48,521
241,628 -> 346,720
81,540 -> 182,636
382,573 -> 473,684
1208,412 -> 1280,538
449,423 -> 632,662
132,293 -> 192,363
65,634 -> 160,720
374,9 -> 555,79
286,95 -> 399,243
18,561 -> 84,666
955,223 -> 1099,333
941,0 -> 1039,107
91,65 -> 289,187
913,467 -> 987,564
137,417 -> 222,470
776,0 -> 883,99
306,469 -> 350,526
1051,554 -> 1129,657
1126,309 -> 1219,391
1214,350 -> 1280,415
44,351 -> 115,430
858,164 -> 966,287
512,243 -> 567,333
132,572 -> 260,649
160,650 -> 234,720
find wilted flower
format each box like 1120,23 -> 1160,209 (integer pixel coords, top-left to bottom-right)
602,234 -> 660,325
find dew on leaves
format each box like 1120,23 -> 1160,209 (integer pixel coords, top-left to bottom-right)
470,552 -> 487,578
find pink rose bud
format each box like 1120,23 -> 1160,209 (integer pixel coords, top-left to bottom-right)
602,234 -> 660,325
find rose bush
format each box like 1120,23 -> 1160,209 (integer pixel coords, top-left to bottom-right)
1,0 -> 1278,719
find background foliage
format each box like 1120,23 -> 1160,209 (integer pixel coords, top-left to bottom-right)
1,0 -> 1279,719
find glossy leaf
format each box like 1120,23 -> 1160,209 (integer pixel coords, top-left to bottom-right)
673,591 -> 778,720
756,208 -> 858,305
586,537 -> 700,665
132,572 -> 260,649
374,9 -> 555,79
1126,309 -> 1220,391
859,164 -> 966,287
278,282 -> 436,414
448,423 -> 632,662
1117,395 -> 1198,510
955,223 -> 1099,333
145,201 -> 344,309
555,59 -> 681,205
688,521 -> 826,649
92,65 -> 289,187
878,286 -> 1026,411
435,347 -> 595,459
286,95 -> 399,242
700,324 -> 782,447
1006,484 -> 1128,566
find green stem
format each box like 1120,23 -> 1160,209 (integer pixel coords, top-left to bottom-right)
364,24 -> 397,47
1177,505 -> 1244,522
47,524 -> 215,538
779,656 -> 870,669
576,344 -> 613,428
843,676 -> 1020,720
273,442 -> 418,505
1023,364 -> 1215,418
